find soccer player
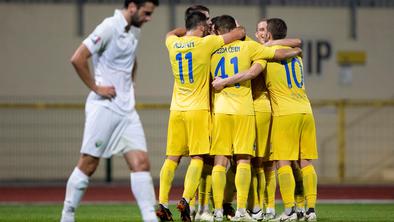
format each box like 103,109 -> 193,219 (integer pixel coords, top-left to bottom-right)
209,15 -> 301,222
59,1 -> 159,222
157,11 -> 246,222
249,18 -> 303,221
212,18 -> 318,222
263,18 -> 318,222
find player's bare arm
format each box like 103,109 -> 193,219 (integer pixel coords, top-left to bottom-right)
212,63 -> 263,91
221,26 -> 246,44
166,27 -> 187,38
265,38 -> 302,47
70,44 -> 116,99
272,47 -> 302,60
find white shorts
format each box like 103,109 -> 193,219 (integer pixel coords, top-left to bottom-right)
80,103 -> 147,158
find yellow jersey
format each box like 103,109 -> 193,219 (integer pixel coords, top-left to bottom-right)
265,45 -> 312,116
252,71 -> 272,113
166,35 -> 224,111
210,40 -> 275,115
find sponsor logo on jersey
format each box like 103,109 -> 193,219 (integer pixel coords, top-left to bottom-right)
95,140 -> 103,148
91,35 -> 101,44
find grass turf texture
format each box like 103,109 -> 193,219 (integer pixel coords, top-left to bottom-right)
0,203 -> 393,221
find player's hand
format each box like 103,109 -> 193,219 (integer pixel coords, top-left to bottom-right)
94,85 -> 116,100
295,47 -> 303,58
212,77 -> 225,91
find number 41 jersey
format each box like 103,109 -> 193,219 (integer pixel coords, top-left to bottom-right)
210,39 -> 275,115
166,35 -> 224,111
266,45 -> 312,116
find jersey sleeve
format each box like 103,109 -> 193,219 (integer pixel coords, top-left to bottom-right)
165,35 -> 177,49
253,59 -> 267,70
82,19 -> 112,54
203,35 -> 225,53
249,41 -> 276,61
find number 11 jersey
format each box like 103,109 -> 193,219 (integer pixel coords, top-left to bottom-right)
166,35 -> 224,111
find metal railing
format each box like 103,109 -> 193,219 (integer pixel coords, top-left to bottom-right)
1,99 -> 394,184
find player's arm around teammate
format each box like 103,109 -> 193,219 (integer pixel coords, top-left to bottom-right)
158,11 -> 246,222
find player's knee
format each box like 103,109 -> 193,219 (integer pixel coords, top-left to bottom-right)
133,159 -> 150,171
300,159 -> 313,168
128,152 -> 151,172
77,154 -> 100,176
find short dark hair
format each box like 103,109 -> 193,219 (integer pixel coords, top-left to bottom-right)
185,5 -> 209,20
213,15 -> 236,34
267,18 -> 287,40
185,11 -> 207,30
124,0 -> 159,8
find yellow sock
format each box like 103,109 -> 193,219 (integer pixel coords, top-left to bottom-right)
212,165 -> 226,209
247,167 -> 258,210
199,164 -> 212,210
235,163 -> 251,209
203,174 -> 212,208
293,164 -> 305,209
159,159 -> 178,205
301,165 -> 317,209
223,166 -> 236,204
190,191 -> 196,212
278,165 -> 295,209
265,169 -> 276,209
256,167 -> 266,209
183,159 -> 204,200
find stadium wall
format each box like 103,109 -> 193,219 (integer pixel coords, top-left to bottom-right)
0,3 -> 393,184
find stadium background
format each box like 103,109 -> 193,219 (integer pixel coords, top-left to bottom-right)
0,0 -> 393,188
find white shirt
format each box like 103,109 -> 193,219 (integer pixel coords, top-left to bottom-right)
83,9 -> 141,115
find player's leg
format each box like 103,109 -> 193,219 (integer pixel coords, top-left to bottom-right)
299,159 -> 317,222
181,156 -> 204,202
264,161 -> 276,220
124,150 -> 157,222
157,111 -> 187,221
61,104 -> 118,222
119,110 -> 158,222
61,154 -> 99,222
292,161 -> 306,220
249,158 -> 265,220
210,113 -> 233,221
300,114 -> 319,221
271,115 -> 302,221
250,111 -> 271,220
223,161 -> 236,220
159,156 -> 180,207
212,155 -> 229,221
231,115 -> 255,221
177,156 -> 204,222
195,159 -> 213,221
230,155 -> 255,222
177,110 -> 211,222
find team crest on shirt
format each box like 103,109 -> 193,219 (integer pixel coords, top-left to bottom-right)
95,140 -> 103,148
90,35 -> 101,44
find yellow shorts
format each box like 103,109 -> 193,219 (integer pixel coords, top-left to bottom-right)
211,113 -> 255,156
255,112 -> 272,160
270,113 -> 318,161
166,110 -> 210,156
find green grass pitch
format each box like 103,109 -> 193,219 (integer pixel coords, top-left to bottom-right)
0,203 -> 393,221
